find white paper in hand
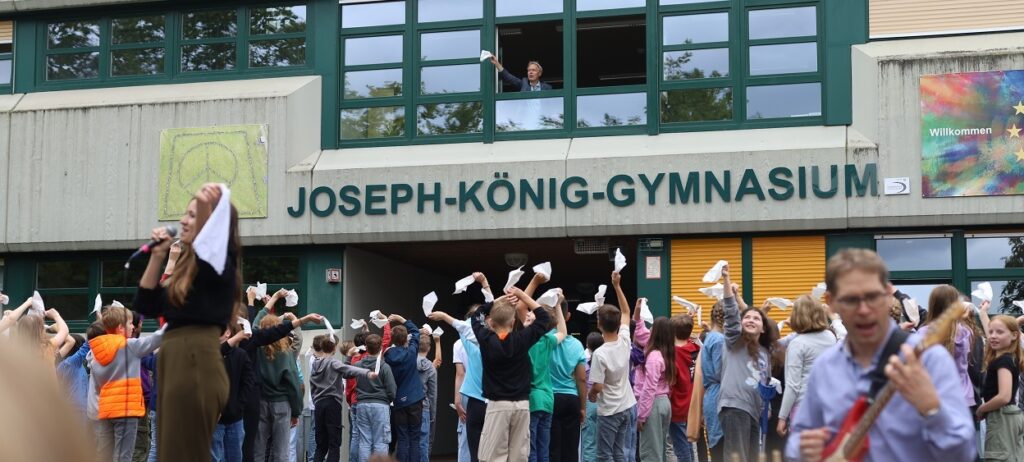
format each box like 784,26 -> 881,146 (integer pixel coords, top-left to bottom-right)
369,310 -> 388,328
111,300 -> 125,308
576,284 -> 608,315
614,248 -> 627,273
453,275 -> 475,295
533,262 -> 552,281
536,288 -> 561,308
423,291 -> 438,316
285,290 -> 299,307
324,318 -> 337,342
766,297 -> 794,309
350,319 -> 367,330
432,326 -> 444,338
811,282 -> 827,300
698,283 -> 724,300
93,294 -> 103,315
504,266 -> 525,292
671,296 -> 698,314
639,298 -> 654,324
595,284 -> 607,305
0,292 -> 7,306
254,282 -> 268,299
30,291 -> 45,316
238,317 -> 253,335
972,282 -> 993,303
702,260 -> 728,283
374,350 -> 383,375
192,184 -> 232,275
1014,300 -> 1024,311
480,50 -> 493,62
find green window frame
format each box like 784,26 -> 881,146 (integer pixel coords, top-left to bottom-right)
33,3 -> 311,91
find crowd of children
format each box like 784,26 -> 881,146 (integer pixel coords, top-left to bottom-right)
4,247 -> 1024,462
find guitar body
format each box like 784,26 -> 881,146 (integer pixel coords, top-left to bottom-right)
822,397 -> 870,462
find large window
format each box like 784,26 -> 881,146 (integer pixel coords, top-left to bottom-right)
39,4 -> 309,87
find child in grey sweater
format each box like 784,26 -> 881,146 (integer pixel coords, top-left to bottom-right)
310,334 -> 375,462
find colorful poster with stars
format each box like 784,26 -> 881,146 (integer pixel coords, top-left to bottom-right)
921,70 -> 1024,197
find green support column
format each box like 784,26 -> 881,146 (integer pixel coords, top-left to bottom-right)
302,246 -> 345,326
823,0 -> 868,125
825,233 -> 875,259
951,232 -> 968,295
3,255 -> 34,304
742,236 -> 753,305
13,19 -> 37,94
312,0 -> 341,149
636,237 -> 670,318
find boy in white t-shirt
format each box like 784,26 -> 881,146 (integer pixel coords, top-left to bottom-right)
587,271 -> 637,462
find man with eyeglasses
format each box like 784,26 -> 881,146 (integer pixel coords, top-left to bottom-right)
784,249 -> 975,462
488,56 -> 552,92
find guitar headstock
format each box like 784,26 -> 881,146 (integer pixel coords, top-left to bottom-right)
917,302 -> 965,350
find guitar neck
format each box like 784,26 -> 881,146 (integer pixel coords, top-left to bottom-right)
842,343 -> 925,458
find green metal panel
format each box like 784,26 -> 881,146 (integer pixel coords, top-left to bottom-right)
636,237 -> 670,318
951,231 -> 968,295
825,233 -> 874,259
302,246 -> 345,326
312,0 -> 340,149
741,235 -> 753,305
2,255 -> 34,307
13,19 -> 36,94
823,0 -> 867,125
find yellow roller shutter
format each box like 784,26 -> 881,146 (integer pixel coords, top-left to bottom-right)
752,236 -> 825,335
870,0 -> 1022,38
670,238 -> 743,327
0,21 -> 11,44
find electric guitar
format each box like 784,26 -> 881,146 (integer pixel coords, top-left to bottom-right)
821,304 -> 963,462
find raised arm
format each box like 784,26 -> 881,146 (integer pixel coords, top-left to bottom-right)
432,334 -> 442,369
721,265 -> 742,348
553,292 -> 567,344
45,309 -> 69,351
633,299 -> 651,348
139,227 -> 174,290
0,298 -> 31,334
524,271 -> 547,298
58,334 -> 76,358
612,271 -> 630,329
264,289 -> 287,316
979,300 -> 991,335
474,272 -> 494,303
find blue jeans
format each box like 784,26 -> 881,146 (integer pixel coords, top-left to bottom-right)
596,407 -> 631,462
356,403 -> 391,462
420,407 -> 432,462
393,401 -> 423,462
581,401 -> 598,461
669,422 -> 692,462
457,396 -> 470,462
349,404 -> 359,462
624,406 -> 637,462
211,420 -> 245,462
147,410 -> 158,462
529,411 -> 552,462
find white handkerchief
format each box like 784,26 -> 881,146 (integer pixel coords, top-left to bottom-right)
324,318 -> 337,342
93,294 -> 103,315
777,320 -> 788,332
697,307 -> 702,326
533,262 -> 552,281
250,282 -> 267,300
698,283 -> 724,300
371,318 -> 388,328
903,298 -> 920,325
370,310 -> 383,320
0,293 -> 8,306
285,290 -> 299,307
671,296 -> 697,313
594,285 -> 607,306
480,50 -> 493,62
769,377 -> 783,395
369,310 -> 388,328
350,319 -> 367,330
767,297 -> 793,309
972,282 -> 993,303
504,266 -> 525,292
482,288 -> 494,303
238,317 -> 253,335
357,345 -> 366,353
1013,301 -> 1024,311
432,326 -> 444,338
536,288 -> 561,308
422,323 -> 432,332
639,298 -> 654,324
374,350 -> 383,374
423,291 -> 438,316
111,300 -> 125,308
811,282 -> 827,300
192,184 -> 232,275
453,275 -> 475,295
702,260 -> 728,283
614,248 -> 627,273
576,302 -> 600,315
30,291 -> 45,316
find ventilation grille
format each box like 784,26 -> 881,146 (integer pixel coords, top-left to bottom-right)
574,238 -> 609,255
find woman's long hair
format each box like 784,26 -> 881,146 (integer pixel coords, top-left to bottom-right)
926,285 -> 963,355
739,307 -> 779,363
983,315 -> 1024,372
166,199 -> 243,311
259,315 -> 289,361
790,295 -> 830,334
14,315 -> 53,361
645,317 -> 677,388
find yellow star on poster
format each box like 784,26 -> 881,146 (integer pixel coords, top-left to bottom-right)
1009,124 -> 1022,138
1015,101 -> 1024,115
1017,148 -> 1024,162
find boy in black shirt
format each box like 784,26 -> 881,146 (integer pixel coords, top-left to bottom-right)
471,287 -> 550,462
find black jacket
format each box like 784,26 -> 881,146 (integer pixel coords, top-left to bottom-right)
220,343 -> 256,423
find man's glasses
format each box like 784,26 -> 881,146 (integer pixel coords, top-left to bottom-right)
833,292 -> 890,310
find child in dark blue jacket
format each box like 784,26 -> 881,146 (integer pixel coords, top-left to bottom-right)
383,315 -> 424,462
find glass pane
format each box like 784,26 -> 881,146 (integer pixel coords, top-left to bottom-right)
749,42 -> 817,76
876,238 -> 952,271
421,64 -> 479,94
251,5 -> 307,35
112,16 -> 165,44
892,283 -> 945,312
345,35 -> 403,66
102,261 -> 146,288
39,294 -> 90,321
46,52 -> 100,80
496,97 -> 564,132
344,69 -> 403,98
47,21 -> 100,49
249,38 -> 306,67
342,1 -> 405,28
341,106 -> 405,139
663,48 -> 728,80
496,0 -> 561,17
577,0 -> 644,10
37,261 -> 90,289
967,237 -> 1024,269
420,30 -> 479,61
418,0 -> 482,22
0,59 -> 11,85
183,9 -> 238,39
664,13 -> 728,45
972,280 -> 1024,315
242,256 -> 300,284
661,0 -> 718,4
749,6 -> 817,40
746,83 -> 821,119
181,43 -> 236,72
111,48 -> 165,76
417,102 -> 483,135
577,93 -> 646,128
661,88 -> 733,123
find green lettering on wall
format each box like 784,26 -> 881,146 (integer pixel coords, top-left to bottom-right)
288,187 -> 306,217
487,179 -> 515,212
560,176 -> 589,209
418,182 -> 441,213
390,183 -> 413,214
705,171 -> 731,203
798,166 -> 807,199
768,167 -> 794,201
668,172 -> 700,204
607,174 -> 636,207
520,179 -> 545,210
339,185 -> 361,217
309,186 -> 336,217
638,173 -> 664,205
459,181 -> 485,212
845,163 -> 878,197
364,184 -> 387,215
735,169 -> 766,202
812,165 -> 839,198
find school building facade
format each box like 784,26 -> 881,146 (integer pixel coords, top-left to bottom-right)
0,0 -> 1021,454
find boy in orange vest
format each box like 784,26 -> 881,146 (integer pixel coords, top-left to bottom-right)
89,305 -> 163,462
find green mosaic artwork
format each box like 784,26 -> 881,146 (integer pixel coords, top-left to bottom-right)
159,125 -> 269,220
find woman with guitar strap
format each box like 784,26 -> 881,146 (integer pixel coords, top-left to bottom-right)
784,249 -> 975,462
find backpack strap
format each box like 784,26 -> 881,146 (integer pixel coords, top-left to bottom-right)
867,328 -> 910,401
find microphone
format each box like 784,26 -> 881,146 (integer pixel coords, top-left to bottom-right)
125,226 -> 178,268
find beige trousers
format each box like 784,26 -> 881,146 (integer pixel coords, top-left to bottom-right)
477,400 -> 531,462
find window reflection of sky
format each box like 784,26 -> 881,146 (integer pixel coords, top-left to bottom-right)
969,280 -> 1021,314
345,35 -> 403,66
664,13 -> 728,45
746,83 -> 821,119
894,283 -> 943,312
576,93 -> 646,127
876,238 -> 952,271
496,0 -> 561,17
420,30 -> 479,61
577,0 -> 644,11
663,49 -> 729,80
418,0 -> 482,23
968,238 -> 1021,269
342,1 -> 405,28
